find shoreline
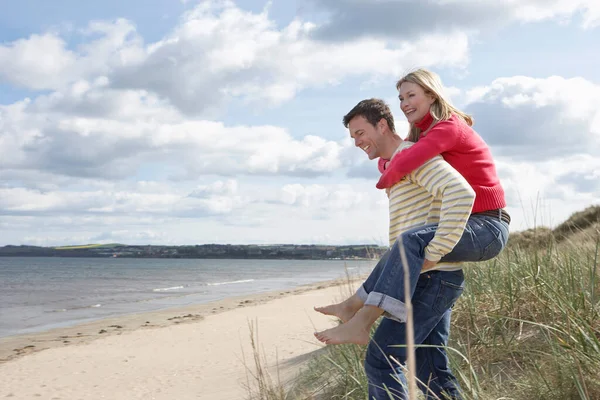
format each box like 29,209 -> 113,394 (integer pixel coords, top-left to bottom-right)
0,274 -> 362,365
1,274 -> 364,399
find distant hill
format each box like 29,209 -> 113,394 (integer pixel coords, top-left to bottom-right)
507,205 -> 600,250
53,243 -> 126,250
0,243 -> 387,260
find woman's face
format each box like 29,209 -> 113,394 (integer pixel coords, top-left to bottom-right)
398,81 -> 435,124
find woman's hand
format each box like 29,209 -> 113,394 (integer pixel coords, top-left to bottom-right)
422,259 -> 438,271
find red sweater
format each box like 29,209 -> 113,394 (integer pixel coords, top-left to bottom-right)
376,112 -> 506,213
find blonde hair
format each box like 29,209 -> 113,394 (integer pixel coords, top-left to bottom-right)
396,68 -> 473,142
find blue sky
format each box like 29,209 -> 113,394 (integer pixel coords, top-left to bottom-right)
1,0 -> 599,246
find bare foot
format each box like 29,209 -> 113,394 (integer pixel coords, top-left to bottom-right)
314,306 -> 383,345
314,319 -> 370,345
314,294 -> 364,323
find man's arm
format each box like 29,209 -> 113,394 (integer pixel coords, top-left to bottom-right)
410,155 -> 475,263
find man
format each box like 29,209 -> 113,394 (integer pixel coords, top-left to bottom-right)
314,98 -> 474,399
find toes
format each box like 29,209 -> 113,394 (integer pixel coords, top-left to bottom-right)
314,331 -> 329,343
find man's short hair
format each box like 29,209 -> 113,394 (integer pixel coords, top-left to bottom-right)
342,98 -> 396,133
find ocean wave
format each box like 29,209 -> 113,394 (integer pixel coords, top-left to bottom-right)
207,279 -> 255,286
153,286 -> 185,292
50,303 -> 102,312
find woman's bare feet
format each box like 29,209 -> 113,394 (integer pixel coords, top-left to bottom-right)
314,305 -> 383,345
314,294 -> 364,323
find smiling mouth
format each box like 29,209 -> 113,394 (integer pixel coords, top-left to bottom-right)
361,145 -> 370,152
405,109 -> 416,116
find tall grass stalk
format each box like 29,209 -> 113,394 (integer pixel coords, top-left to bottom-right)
398,239 -> 417,399
243,320 -> 287,400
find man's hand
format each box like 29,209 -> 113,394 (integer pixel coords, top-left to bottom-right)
422,259 -> 438,271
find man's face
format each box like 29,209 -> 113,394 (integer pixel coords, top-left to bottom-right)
349,116 -> 384,160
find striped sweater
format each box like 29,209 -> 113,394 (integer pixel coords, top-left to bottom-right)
388,141 -> 475,268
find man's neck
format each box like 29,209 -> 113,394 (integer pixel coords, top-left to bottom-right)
380,136 -> 403,160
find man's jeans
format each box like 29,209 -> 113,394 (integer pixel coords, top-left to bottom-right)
365,270 -> 465,399
357,214 -> 509,323
357,214 -> 509,399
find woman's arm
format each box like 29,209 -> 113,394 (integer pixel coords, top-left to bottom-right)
376,119 -> 461,189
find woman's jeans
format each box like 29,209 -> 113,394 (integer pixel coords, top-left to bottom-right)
359,214 -> 509,399
357,214 -> 509,323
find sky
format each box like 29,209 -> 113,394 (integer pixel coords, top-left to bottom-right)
1,0 -> 599,247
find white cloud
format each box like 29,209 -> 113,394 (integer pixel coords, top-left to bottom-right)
497,155 -> 600,230
0,179 -> 390,246
0,85 -> 349,181
0,34 -> 75,90
0,187 -> 180,215
0,178 -> 254,222
464,76 -> 600,160
91,230 -> 167,244
0,1 -> 470,113
508,0 -> 600,28
189,180 -> 238,197
281,183 -> 380,211
0,19 -> 142,90
1,1 -> 596,108
312,0 -> 600,41
109,1 -> 470,113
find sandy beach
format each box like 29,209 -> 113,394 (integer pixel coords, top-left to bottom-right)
0,277 -> 361,399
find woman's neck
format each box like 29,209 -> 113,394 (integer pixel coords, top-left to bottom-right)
414,111 -> 433,131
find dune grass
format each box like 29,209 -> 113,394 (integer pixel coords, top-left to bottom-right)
245,224 -> 600,399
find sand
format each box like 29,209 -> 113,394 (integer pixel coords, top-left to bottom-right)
0,278 -> 361,399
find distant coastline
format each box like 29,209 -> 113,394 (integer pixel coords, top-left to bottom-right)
0,243 -> 387,260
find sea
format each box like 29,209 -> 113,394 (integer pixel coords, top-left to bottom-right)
0,256 -> 377,338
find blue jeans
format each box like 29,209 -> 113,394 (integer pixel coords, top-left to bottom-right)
358,214 -> 509,322
358,214 -> 509,399
365,270 -> 465,399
